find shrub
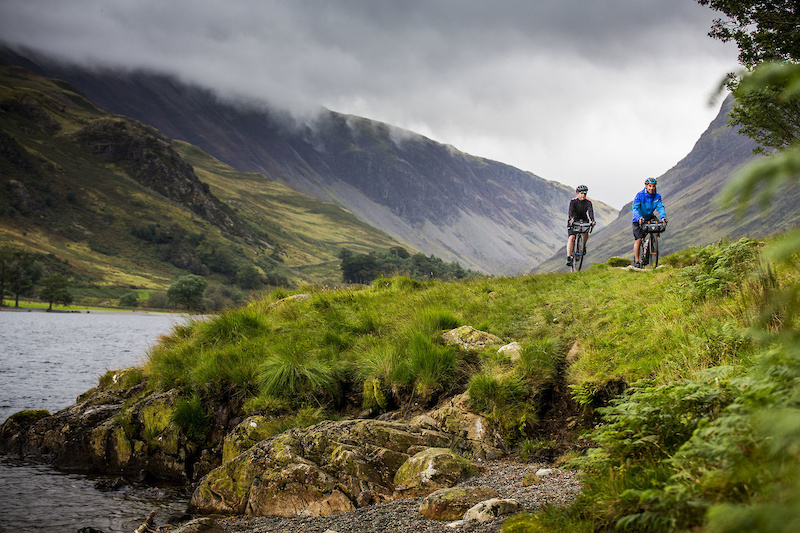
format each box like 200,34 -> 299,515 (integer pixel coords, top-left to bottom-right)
416,306 -> 461,334
678,238 -> 761,300
606,256 -> 631,267
118,292 -> 139,307
146,291 -> 168,309
258,341 -> 339,402
468,371 -> 525,412
406,332 -> 457,400
171,394 -> 211,442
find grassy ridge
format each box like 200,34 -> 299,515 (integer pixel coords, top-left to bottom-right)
140,238 -> 768,446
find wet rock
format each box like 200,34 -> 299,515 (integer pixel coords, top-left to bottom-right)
171,517 -> 223,533
94,476 -> 130,492
418,486 -> 499,521
0,386 -> 200,481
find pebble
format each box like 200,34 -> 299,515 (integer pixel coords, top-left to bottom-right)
219,460 -> 582,533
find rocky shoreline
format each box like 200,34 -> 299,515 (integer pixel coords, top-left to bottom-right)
216,460 -> 581,533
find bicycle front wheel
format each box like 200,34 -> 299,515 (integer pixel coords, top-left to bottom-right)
571,233 -> 583,272
575,234 -> 586,271
639,235 -> 650,267
649,233 -> 659,269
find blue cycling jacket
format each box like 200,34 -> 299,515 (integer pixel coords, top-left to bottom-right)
631,187 -> 666,223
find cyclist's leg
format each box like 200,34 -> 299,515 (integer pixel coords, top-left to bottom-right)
632,222 -> 645,266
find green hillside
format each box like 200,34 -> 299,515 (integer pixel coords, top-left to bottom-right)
0,64 -> 404,302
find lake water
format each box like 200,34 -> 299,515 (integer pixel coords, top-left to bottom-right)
0,309 -> 193,532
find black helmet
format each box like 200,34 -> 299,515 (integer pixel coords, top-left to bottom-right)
645,177 -> 657,185
576,185 -> 588,193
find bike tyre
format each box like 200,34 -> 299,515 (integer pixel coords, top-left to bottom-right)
649,233 -> 659,269
571,233 -> 583,272
575,233 -> 585,271
639,235 -> 650,267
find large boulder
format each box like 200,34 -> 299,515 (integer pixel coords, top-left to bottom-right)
190,419 -> 459,517
419,486 -> 500,521
410,393 -> 506,459
393,447 -> 483,498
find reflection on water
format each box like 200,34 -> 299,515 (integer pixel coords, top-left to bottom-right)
0,456 -> 190,532
0,310 -> 194,532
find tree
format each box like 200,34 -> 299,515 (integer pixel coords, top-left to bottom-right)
167,275 -> 208,311
0,246 -> 13,307
235,264 -> 262,290
341,253 -> 380,284
698,0 -> 800,68
39,273 -> 73,310
9,251 -> 42,307
698,0 -> 800,151
119,292 -> 140,308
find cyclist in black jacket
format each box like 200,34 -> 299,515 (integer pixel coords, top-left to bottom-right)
566,185 -> 595,266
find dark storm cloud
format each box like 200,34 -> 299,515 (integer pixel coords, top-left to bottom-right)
0,0 -> 739,207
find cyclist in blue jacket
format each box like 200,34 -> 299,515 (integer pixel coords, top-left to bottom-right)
632,177 -> 668,268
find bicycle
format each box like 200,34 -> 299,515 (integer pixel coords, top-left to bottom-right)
638,220 -> 667,269
569,221 -> 594,272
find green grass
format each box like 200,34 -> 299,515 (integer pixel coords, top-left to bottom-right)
141,240 -> 775,433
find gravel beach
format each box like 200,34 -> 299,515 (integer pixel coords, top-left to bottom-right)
219,460 -> 582,533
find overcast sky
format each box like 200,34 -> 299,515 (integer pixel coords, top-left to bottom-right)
0,0 -> 740,209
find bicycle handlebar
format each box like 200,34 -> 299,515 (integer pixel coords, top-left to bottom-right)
639,220 -> 667,233
569,222 -> 594,233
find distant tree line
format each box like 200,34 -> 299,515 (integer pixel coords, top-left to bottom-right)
129,222 -> 289,290
0,247 -> 73,310
339,246 -> 478,284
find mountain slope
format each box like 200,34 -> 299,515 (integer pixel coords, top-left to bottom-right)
0,63 -> 404,291
0,47 -> 618,274
536,95 -> 800,272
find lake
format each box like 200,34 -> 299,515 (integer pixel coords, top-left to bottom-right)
0,309 -> 193,532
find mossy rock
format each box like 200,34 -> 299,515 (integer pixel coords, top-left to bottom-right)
419,486 -> 500,521
442,326 -> 505,351
393,447 -> 480,498
223,415 -> 272,464
0,409 -> 50,441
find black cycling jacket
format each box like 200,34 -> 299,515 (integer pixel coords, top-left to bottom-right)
568,197 -> 595,224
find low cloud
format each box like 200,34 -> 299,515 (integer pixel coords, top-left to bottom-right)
0,0 -> 739,208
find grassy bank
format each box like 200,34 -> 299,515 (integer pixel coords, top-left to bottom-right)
124,235 -> 800,531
